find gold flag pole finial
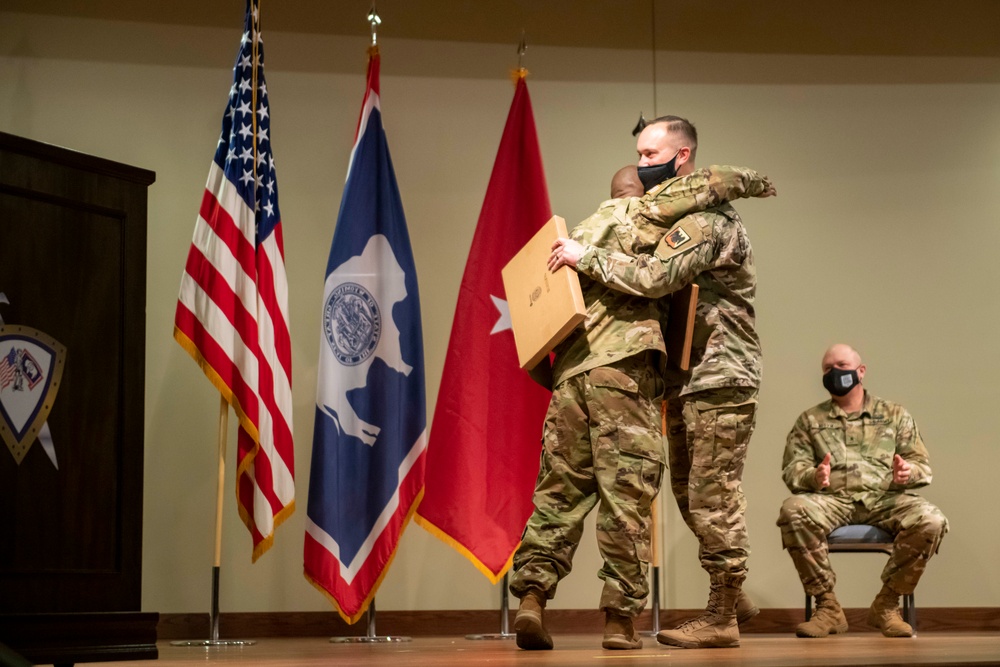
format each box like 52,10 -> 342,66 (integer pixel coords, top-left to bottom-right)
512,30 -> 528,82
368,2 -> 381,47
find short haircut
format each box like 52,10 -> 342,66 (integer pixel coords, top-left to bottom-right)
649,115 -> 698,154
610,165 -> 643,198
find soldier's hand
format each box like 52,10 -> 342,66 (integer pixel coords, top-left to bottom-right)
815,453 -> 831,488
760,177 -> 777,198
893,454 -> 912,484
549,238 -> 585,271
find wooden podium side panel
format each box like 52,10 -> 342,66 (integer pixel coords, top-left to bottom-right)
0,129 -> 154,647
0,196 -> 124,601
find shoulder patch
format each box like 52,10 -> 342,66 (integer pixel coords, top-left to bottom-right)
654,217 -> 707,258
664,227 -> 691,249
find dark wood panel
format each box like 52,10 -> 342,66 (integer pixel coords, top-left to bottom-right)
0,132 -> 155,185
0,132 -> 155,663
0,612 -> 159,664
0,131 -> 151,613
0,190 -> 124,578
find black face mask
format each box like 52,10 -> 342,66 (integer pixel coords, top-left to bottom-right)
823,367 -> 860,397
636,150 -> 681,191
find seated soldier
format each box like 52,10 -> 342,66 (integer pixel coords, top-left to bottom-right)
777,343 -> 948,638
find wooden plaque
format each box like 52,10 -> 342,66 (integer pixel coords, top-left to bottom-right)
665,283 -> 699,371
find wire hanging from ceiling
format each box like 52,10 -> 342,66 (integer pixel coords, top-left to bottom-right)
651,0 -> 658,119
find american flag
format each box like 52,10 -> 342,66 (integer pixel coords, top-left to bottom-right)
173,0 -> 294,561
0,349 -> 18,391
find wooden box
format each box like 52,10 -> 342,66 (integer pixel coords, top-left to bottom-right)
501,216 -> 586,370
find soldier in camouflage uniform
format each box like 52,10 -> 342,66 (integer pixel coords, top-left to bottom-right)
778,343 -> 948,638
547,116 -> 770,649
510,147 -> 774,649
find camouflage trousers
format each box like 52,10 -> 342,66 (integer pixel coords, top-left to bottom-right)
777,492 -> 948,596
665,386 -> 757,585
509,354 -> 664,616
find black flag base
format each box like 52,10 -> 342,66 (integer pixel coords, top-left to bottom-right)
639,565 -> 662,636
330,599 -> 412,643
466,573 -> 515,640
170,567 -> 258,647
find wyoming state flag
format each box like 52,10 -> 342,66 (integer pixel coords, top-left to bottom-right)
304,48 -> 426,624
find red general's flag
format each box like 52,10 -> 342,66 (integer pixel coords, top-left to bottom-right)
416,72 -> 552,581
174,0 -> 294,561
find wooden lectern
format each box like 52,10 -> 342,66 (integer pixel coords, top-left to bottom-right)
0,133 -> 158,665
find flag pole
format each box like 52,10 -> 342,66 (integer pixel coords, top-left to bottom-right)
170,394 -> 256,647
642,400 -> 668,636
210,394 -> 230,642
464,31 -> 530,644
325,9 -> 413,644
643,499 -> 663,635
329,596 -> 410,643
465,573 -> 515,640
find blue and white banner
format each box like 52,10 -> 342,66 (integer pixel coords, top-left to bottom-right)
304,50 -> 427,624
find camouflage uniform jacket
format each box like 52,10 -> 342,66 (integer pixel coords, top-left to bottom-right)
552,166 -> 770,388
781,391 -> 933,509
574,170 -> 765,395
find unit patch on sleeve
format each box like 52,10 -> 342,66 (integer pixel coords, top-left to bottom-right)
665,227 -> 691,249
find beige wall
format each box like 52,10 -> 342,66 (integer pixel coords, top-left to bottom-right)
2,11 -> 999,617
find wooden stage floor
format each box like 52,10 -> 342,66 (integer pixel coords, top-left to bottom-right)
84,633 -> 1000,667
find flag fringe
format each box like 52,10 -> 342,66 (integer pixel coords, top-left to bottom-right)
247,499 -> 296,563
306,487 -> 425,625
173,326 -> 261,443
413,514 -> 514,585
174,325 -> 296,562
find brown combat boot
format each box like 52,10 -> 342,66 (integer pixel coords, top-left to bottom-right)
796,590 -> 849,638
868,584 -> 913,637
602,610 -> 642,650
656,581 -> 740,649
513,589 -> 553,650
736,589 -> 759,626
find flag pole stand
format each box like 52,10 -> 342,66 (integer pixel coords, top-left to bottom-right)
642,401 -> 668,637
465,572 -> 515,640
641,499 -> 663,636
171,395 -> 256,648
330,598 -> 410,643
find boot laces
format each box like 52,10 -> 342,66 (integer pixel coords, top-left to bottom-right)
675,615 -> 709,632
707,585 -> 726,615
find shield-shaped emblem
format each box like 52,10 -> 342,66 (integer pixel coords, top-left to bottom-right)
0,325 -> 66,464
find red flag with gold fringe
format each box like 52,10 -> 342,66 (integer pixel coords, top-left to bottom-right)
416,72 -> 552,581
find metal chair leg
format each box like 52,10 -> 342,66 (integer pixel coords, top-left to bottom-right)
905,593 -> 916,632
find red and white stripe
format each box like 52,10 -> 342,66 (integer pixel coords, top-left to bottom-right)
0,356 -> 16,391
174,161 -> 294,560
